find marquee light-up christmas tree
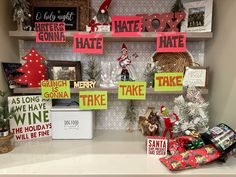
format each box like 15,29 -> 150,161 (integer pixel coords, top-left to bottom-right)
15,48 -> 47,88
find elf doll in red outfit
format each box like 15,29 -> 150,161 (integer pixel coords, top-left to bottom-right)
161,106 -> 179,139
88,0 -> 112,32
117,43 -> 136,81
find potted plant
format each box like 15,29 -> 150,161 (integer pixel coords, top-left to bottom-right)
0,90 -> 15,137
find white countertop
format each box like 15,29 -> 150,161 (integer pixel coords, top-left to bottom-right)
0,130 -> 236,177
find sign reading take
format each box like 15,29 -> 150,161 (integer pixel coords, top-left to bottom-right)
112,16 -> 142,36
154,73 -> 183,92
73,33 -> 103,54
79,91 -> 107,110
156,32 -> 186,53
41,80 -> 70,99
35,22 -> 66,43
118,81 -> 146,100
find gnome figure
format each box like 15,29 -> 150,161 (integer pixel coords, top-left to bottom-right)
117,43 -> 136,81
88,0 -> 112,32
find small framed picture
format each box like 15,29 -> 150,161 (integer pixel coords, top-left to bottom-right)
1,62 -> 23,89
183,66 -> 209,88
46,61 -> 82,82
181,0 -> 213,32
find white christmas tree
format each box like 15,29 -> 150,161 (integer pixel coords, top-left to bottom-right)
173,87 -> 209,134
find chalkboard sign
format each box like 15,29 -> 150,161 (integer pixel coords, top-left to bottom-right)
33,7 -> 78,30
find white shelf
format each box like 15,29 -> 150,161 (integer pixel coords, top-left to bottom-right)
0,130 -> 235,177
13,87 -> 209,95
9,31 -> 213,42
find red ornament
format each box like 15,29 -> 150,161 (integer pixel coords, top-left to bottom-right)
15,48 -> 47,88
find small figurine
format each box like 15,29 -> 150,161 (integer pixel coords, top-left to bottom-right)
117,43 -> 137,81
87,0 -> 112,32
161,106 -> 179,139
138,107 -> 160,136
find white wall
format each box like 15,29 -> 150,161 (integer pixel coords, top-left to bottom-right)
0,0 -> 18,91
206,0 -> 236,129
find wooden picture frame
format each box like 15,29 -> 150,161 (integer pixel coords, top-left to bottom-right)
46,61 -> 82,82
181,0 -> 213,32
29,0 -> 90,31
183,66 -> 209,88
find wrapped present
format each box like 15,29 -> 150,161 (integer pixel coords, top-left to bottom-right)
201,123 -> 236,162
160,144 -> 221,171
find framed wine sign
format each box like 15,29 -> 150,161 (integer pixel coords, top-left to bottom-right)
29,0 -> 90,31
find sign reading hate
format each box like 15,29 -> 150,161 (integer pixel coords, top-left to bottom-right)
156,32 -> 186,53
8,95 -> 52,141
79,91 -> 107,110
35,22 -> 66,43
154,73 -> 183,92
73,33 -> 103,54
41,80 -> 70,99
112,16 -> 142,36
118,81 -> 146,100
147,137 -> 167,157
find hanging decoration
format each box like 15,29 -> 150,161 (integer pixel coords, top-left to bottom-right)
15,48 -> 47,88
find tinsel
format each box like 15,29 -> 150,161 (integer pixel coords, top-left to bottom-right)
173,87 -> 209,135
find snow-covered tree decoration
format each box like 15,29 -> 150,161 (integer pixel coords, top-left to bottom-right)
124,100 -> 137,132
173,87 -> 209,135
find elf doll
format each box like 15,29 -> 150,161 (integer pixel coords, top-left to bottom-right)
161,106 -> 179,139
88,0 -> 112,32
117,43 -> 136,81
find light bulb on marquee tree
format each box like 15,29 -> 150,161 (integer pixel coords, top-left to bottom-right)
15,47 -> 47,88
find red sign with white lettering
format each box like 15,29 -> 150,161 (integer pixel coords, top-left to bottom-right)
73,33 -> 103,54
35,22 -> 66,43
156,32 -> 186,53
112,16 -> 142,37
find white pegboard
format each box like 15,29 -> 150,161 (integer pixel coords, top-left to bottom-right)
19,0 -> 206,130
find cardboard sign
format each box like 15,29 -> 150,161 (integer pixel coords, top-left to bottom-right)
156,32 -> 186,53
41,80 -> 70,99
35,22 -> 66,43
118,81 -> 146,100
112,16 -> 142,36
147,137 -> 167,157
154,73 -> 183,92
79,91 -> 107,110
73,81 -> 96,88
73,33 -> 103,54
8,95 -> 52,141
